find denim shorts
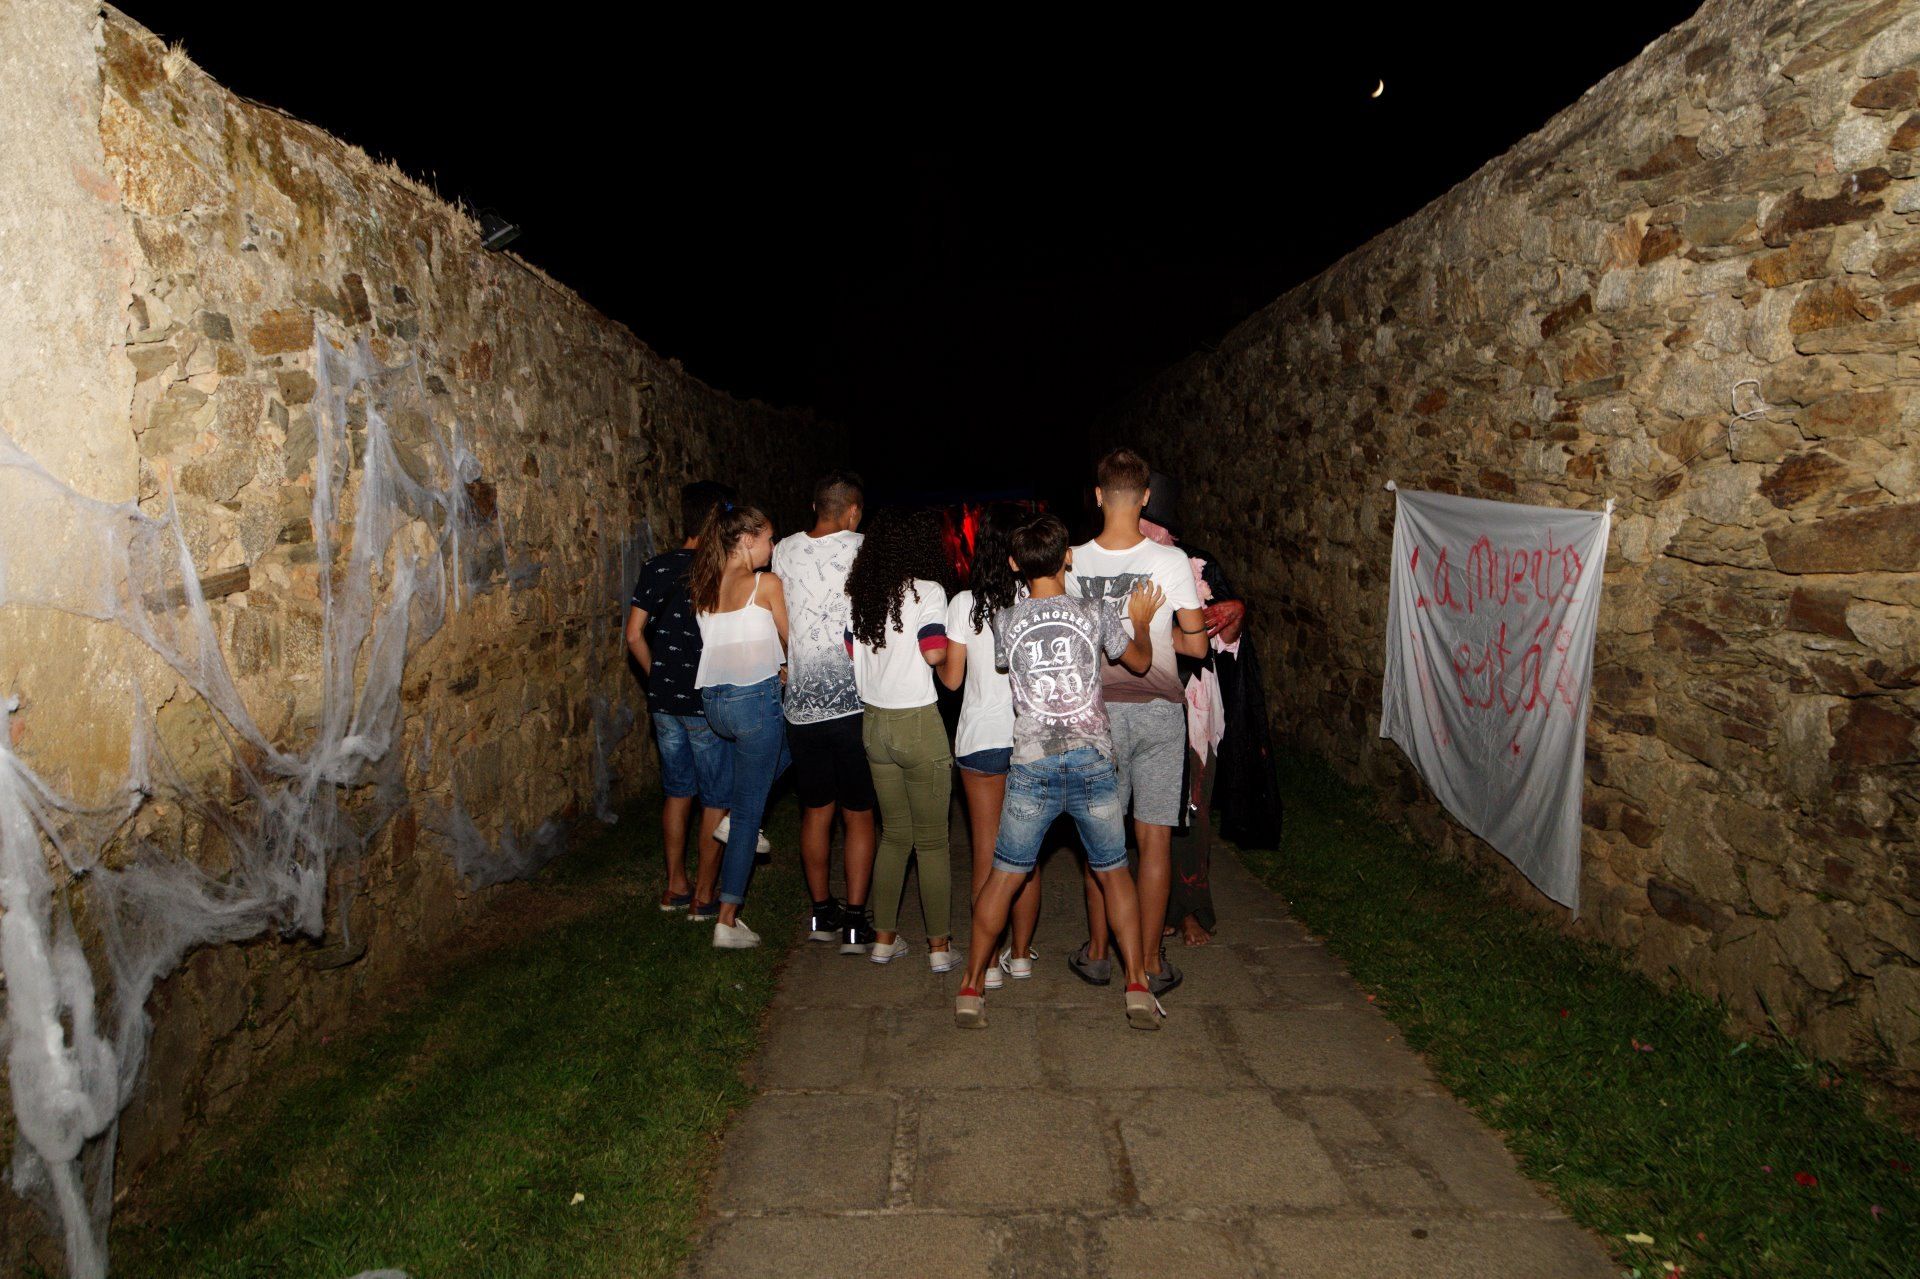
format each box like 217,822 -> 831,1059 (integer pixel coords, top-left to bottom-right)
652,711 -> 732,807
992,747 -> 1128,874
956,746 -> 1012,776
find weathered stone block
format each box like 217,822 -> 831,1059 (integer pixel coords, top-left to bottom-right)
1648,878 -> 1719,931
1828,699 -> 1918,765
1804,388 -> 1901,437
1872,965 -> 1920,1069
1760,451 -> 1850,508
1855,67 -> 1920,111
1122,1090 -> 1346,1210
1683,198 -> 1758,246
247,309 -> 313,354
1764,502 -> 1920,572
1790,281 -> 1880,334
1761,182 -> 1885,246
1785,586 -> 1858,638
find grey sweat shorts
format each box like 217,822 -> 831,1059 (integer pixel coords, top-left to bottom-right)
1107,699 -> 1186,828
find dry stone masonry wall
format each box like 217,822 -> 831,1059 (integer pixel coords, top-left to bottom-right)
0,3 -> 839,1272
1111,0 -> 1920,1083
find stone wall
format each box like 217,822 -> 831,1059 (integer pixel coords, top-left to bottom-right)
0,2 -> 840,1269
1109,0 -> 1920,1081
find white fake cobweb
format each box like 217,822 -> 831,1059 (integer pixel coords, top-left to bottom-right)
0,329 -> 640,1276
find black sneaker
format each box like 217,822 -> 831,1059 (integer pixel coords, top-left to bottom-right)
839,907 -> 875,955
807,899 -> 843,943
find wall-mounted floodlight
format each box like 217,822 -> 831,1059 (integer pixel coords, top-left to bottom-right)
478,209 -> 521,251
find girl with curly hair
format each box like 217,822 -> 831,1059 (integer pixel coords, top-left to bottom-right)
844,507 -> 955,970
689,502 -> 790,949
938,504 -> 1040,988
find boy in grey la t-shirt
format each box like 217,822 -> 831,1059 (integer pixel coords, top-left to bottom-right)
956,513 -> 1166,1033
993,594 -> 1130,764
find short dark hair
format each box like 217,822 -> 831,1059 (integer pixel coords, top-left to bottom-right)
681,480 -> 735,539
813,469 -> 864,518
1009,514 -> 1070,581
1095,447 -> 1152,498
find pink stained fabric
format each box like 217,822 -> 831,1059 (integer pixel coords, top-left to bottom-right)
1183,554 -> 1227,762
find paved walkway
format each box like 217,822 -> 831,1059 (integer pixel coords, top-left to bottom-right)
686,806 -> 1617,1278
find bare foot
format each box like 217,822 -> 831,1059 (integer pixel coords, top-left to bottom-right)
1180,916 -> 1212,947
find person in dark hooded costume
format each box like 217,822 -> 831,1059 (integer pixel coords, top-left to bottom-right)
1139,473 -> 1284,944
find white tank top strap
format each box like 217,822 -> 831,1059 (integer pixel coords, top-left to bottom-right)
693,573 -> 785,689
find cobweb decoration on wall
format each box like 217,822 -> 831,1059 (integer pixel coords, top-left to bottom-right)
0,330 -> 629,1277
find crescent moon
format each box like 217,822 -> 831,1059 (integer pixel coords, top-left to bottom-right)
1371,79 -> 1384,98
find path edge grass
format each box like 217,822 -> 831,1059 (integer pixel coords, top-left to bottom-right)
104,790 -> 811,1279
1237,752 -> 1920,1278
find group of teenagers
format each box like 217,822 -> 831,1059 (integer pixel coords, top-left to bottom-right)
624,447 -> 1278,1031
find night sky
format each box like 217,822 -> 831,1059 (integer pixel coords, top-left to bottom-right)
122,5 -> 1702,510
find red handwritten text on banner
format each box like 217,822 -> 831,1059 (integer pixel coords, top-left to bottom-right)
1382,489 -> 1611,910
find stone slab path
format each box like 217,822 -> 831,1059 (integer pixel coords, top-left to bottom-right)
685,807 -> 1618,1278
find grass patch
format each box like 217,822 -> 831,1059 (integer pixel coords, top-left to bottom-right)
1239,755 -> 1920,1278
111,793 -> 806,1279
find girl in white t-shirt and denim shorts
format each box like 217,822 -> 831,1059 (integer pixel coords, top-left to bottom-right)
938,504 -> 1036,988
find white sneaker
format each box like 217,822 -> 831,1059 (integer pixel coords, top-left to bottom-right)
711,816 -> 772,853
984,959 -> 1005,990
713,918 -> 762,949
998,945 -> 1036,980
870,936 -> 910,964
929,946 -> 959,974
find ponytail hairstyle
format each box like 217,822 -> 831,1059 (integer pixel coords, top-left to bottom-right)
688,502 -> 771,614
968,502 -> 1025,633
846,506 -> 948,650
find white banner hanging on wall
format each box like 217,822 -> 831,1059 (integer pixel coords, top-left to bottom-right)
1380,485 -> 1612,910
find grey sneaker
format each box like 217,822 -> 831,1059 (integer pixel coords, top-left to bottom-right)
1146,956 -> 1184,998
1068,941 -> 1112,987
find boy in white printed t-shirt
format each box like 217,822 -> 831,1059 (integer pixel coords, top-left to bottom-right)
954,513 -> 1165,1030
1066,448 -> 1207,997
771,471 -> 877,953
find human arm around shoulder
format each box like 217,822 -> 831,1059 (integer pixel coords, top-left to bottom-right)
624,604 -> 653,676
1173,607 -> 1209,658
1156,544 -> 1208,659
938,592 -> 968,691
1116,582 -> 1164,676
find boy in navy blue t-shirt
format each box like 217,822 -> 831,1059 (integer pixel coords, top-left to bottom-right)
626,480 -> 734,914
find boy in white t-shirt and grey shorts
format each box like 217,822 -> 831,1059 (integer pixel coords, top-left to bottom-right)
1066,448 -> 1207,997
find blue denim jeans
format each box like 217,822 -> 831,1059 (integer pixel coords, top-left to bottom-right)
992,747 -> 1128,874
700,676 -> 791,906
652,711 -> 732,807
